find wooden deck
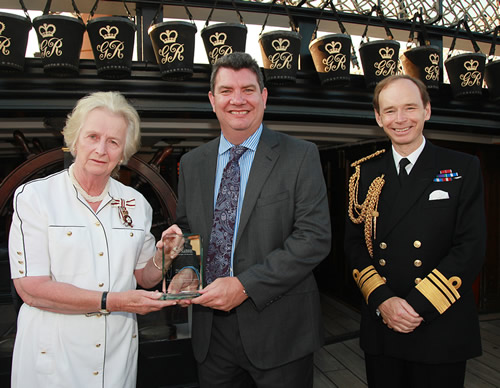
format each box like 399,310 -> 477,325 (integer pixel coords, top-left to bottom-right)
0,295 -> 499,387
315,294 -> 500,388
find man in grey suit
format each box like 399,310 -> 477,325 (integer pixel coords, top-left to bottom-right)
166,52 -> 331,387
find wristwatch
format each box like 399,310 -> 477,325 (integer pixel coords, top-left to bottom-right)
99,291 -> 110,315
85,291 -> 110,317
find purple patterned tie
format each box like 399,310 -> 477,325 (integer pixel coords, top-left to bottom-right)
206,145 -> 247,284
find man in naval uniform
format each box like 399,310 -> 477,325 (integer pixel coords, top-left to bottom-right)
345,75 -> 486,388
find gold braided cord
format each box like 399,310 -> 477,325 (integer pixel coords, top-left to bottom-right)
348,150 -> 386,258
349,149 -> 386,169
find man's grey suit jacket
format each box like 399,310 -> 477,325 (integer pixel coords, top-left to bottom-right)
175,126 -> 331,369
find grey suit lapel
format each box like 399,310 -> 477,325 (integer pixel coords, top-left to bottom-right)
378,142 -> 437,240
235,127 -> 279,247
198,138 -> 219,236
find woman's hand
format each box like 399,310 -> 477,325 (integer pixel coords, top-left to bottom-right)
106,289 -> 177,315
156,224 -> 184,260
13,276 -> 176,315
135,224 -> 185,290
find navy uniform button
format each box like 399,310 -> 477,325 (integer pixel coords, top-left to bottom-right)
414,259 -> 422,267
380,242 -> 387,250
379,259 -> 386,266
414,240 -> 422,248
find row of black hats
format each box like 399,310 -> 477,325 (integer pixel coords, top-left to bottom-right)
0,1 -> 498,101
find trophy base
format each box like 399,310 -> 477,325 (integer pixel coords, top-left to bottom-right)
160,291 -> 201,300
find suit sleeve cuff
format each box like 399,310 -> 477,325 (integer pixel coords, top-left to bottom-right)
352,265 -> 394,315
367,285 -> 395,315
406,269 -> 461,322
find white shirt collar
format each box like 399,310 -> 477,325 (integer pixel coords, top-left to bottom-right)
392,136 -> 426,174
218,124 -> 263,155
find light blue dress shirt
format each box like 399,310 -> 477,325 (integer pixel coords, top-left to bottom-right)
213,124 -> 263,276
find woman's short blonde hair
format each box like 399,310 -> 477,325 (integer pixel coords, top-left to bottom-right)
63,91 -> 141,164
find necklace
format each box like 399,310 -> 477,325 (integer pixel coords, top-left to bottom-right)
68,164 -> 110,203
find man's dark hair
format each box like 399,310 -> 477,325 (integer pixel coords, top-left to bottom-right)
373,75 -> 431,113
210,52 -> 265,93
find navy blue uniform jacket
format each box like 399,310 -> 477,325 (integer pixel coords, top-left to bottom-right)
345,141 -> 486,364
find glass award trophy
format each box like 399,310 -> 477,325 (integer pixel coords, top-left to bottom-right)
160,233 -> 202,300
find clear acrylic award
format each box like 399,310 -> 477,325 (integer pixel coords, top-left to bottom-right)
160,233 -> 202,300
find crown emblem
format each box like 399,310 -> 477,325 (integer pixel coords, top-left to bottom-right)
99,25 -> 119,40
209,32 -> 227,46
272,38 -> 290,52
379,46 -> 394,59
429,53 -> 439,65
0,22 -> 5,35
160,30 -> 178,44
325,41 -> 342,54
464,59 -> 479,71
38,23 -> 56,38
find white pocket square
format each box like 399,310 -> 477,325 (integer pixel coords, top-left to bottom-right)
429,190 -> 450,201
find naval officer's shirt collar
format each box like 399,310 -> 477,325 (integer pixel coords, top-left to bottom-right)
392,136 -> 426,175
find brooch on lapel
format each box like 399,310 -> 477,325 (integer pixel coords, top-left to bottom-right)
433,169 -> 462,182
111,198 -> 135,227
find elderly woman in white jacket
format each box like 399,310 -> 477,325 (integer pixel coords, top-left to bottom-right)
8,91 -> 177,387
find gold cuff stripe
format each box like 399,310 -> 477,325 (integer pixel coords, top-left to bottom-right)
415,278 -> 450,314
415,269 -> 461,314
355,266 -> 385,303
429,269 -> 460,303
429,270 -> 460,300
358,265 -> 376,281
428,274 -> 454,306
